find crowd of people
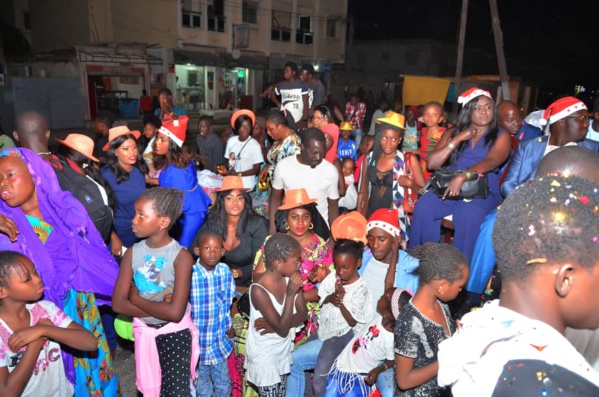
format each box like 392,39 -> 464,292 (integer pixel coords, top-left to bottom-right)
0,65 -> 599,397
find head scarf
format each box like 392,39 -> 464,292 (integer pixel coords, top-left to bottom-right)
0,148 -> 119,307
407,106 -> 419,120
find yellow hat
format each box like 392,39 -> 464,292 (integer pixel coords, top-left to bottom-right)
376,111 -> 405,130
339,121 -> 353,131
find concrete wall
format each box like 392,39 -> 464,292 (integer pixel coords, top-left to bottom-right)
30,0 -> 92,52
111,0 -> 179,48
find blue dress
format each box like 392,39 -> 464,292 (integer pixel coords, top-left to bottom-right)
101,166 -> 146,247
409,129 -> 503,264
159,161 -> 211,247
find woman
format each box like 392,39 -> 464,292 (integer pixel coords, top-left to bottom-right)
224,109 -> 264,191
253,188 -> 332,341
141,115 -> 161,176
409,87 -> 511,264
192,175 -> 268,287
312,105 -> 347,199
153,115 -> 212,247
101,125 -> 148,249
0,148 -> 120,395
259,108 -> 301,184
357,111 -> 425,247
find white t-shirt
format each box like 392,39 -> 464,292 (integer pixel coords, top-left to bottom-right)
317,271 -> 373,341
587,122 -> 599,142
272,155 -> 339,224
360,257 -> 389,309
339,174 -> 357,210
224,136 -> 264,190
335,314 -> 394,374
0,300 -> 74,397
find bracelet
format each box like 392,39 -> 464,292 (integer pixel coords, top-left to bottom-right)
465,171 -> 472,179
382,362 -> 389,371
447,142 -> 456,150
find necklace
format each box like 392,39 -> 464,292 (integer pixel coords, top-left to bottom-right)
37,151 -> 51,155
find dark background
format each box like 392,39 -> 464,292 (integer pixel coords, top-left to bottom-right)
350,0 -> 594,100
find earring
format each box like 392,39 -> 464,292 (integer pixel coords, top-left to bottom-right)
309,223 -> 314,230
276,265 -> 281,272
284,222 -> 290,231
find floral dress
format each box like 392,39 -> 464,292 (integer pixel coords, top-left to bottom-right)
266,133 -> 301,181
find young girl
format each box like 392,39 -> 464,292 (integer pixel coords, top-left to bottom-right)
246,233 -> 307,397
112,187 -> 199,397
152,115 -> 212,247
325,287 -> 412,397
419,102 -> 448,181
287,239 -> 374,397
0,251 -> 97,397
395,243 -> 469,397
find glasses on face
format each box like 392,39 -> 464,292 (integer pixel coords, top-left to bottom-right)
563,115 -> 590,122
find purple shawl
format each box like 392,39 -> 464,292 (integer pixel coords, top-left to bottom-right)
0,148 -> 118,307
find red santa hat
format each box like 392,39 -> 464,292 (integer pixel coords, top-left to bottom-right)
159,116 -> 188,147
457,87 -> 492,106
366,208 -> 400,237
538,96 -> 587,126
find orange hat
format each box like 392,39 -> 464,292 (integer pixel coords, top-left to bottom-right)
159,116 -> 189,147
330,211 -> 367,244
216,175 -> 249,192
231,109 -> 256,129
279,188 -> 317,210
103,126 -> 141,151
56,133 -> 100,162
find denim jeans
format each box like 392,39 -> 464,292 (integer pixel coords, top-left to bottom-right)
352,129 -> 363,147
286,331 -> 354,397
196,359 -> 231,397
376,367 -> 395,397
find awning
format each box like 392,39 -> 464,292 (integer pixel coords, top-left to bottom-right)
174,50 -> 269,70
174,50 -> 221,66
78,49 -> 162,65
220,53 -> 269,70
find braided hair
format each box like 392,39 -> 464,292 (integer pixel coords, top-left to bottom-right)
333,238 -> 365,262
263,233 -> 302,270
0,251 -> 30,289
410,243 -> 467,285
141,187 -> 184,229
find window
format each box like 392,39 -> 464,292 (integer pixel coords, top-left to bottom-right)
208,0 -> 226,32
181,0 -> 200,28
296,16 -> 312,45
326,17 -> 336,38
297,16 -> 311,32
23,12 -> 31,30
271,9 -> 291,41
242,1 -> 258,24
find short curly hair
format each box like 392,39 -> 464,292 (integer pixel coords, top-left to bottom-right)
409,243 -> 467,285
263,233 -> 302,270
493,175 -> 599,282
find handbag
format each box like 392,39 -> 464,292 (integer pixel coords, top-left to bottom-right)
426,168 -> 489,200
402,152 -> 418,213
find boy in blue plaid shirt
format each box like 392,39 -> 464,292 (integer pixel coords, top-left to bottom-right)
191,230 -> 237,397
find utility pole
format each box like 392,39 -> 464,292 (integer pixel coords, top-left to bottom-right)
452,0 -> 469,122
489,0 -> 511,100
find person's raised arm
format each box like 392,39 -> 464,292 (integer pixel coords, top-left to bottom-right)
128,248 -> 193,323
8,318 -> 97,354
292,290 -> 308,327
251,273 -> 303,337
111,248 -> 153,318
327,198 -> 339,227
0,215 -> 19,243
357,155 -> 370,215
425,127 -> 464,170
384,236 -> 401,291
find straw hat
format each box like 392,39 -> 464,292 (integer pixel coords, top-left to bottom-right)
216,175 -> 249,192
376,111 -> 405,130
278,188 -> 317,210
103,126 -> 141,151
330,211 -> 367,244
339,121 -> 353,131
55,133 -> 100,162
231,109 -> 256,129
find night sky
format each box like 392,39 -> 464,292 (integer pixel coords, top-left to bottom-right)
350,0 -> 595,98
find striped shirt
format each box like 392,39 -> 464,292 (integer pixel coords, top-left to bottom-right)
190,262 -> 236,365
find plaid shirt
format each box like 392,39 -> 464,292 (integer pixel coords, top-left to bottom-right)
190,262 -> 236,365
345,101 -> 367,130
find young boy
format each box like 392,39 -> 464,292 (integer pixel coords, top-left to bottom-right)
191,230 -> 237,397
437,175 -> 599,396
338,121 -> 359,162
339,157 -> 358,211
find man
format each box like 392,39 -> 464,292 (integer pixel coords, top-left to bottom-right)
12,111 -> 52,160
195,115 -> 223,173
92,111 -> 115,163
367,99 -> 389,136
438,174 -> 599,396
467,97 -> 599,305
345,93 -> 366,145
269,61 -> 310,128
299,63 -> 325,112
269,128 -> 339,234
586,96 -> 599,142
139,89 -> 153,119
501,96 -> 599,197
497,100 -> 542,146
154,87 -> 186,122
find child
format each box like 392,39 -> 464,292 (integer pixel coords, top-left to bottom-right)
0,251 -> 97,397
339,157 -> 358,211
402,106 -> 420,153
438,175 -> 599,396
395,242 -> 469,397
325,287 -> 412,397
288,239 -> 374,397
419,102 -> 447,180
191,229 -> 237,397
246,233 -> 307,397
112,187 -> 200,397
338,121 -> 359,162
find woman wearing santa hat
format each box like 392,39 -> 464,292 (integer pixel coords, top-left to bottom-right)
409,87 -> 512,265
153,115 -> 212,247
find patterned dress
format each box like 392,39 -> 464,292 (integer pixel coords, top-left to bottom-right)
419,127 -> 447,181
266,133 -> 301,181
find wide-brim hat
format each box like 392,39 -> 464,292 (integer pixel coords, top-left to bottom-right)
376,111 -> 406,130
56,133 -> 100,162
231,109 -> 256,129
216,175 -> 249,192
339,121 -> 353,131
331,211 -> 367,244
278,188 -> 317,210
103,126 -> 141,151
